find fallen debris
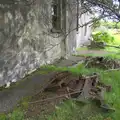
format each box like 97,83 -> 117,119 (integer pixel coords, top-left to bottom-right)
42,71 -> 115,112
85,56 -> 120,69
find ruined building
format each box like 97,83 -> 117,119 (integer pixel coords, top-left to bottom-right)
0,0 -> 91,86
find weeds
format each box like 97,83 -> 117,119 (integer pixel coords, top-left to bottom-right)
0,56 -> 120,120
0,110 -> 24,120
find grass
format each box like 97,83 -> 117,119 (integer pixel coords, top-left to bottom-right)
93,29 -> 120,45
71,30 -> 120,119
0,68 -> 50,92
0,29 -> 120,119
0,62 -> 120,120
47,100 -> 105,120
74,51 -> 120,60
92,29 -> 120,52
40,64 -> 120,120
108,29 -> 120,45
100,71 -> 120,120
76,29 -> 120,59
45,65 -> 120,120
0,109 -> 24,120
105,29 -> 120,53
0,95 -> 31,120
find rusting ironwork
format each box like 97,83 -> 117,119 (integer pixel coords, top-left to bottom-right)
44,71 -> 115,112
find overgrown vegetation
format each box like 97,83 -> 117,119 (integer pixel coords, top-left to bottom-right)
0,110 -> 24,120
92,32 -> 114,44
0,26 -> 119,119
42,61 -> 120,120
88,20 -> 120,54
101,22 -> 120,29
1,56 -> 120,120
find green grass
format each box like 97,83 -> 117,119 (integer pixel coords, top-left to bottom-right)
76,47 -> 88,51
93,30 -> 120,45
108,30 -> 120,45
104,29 -> 120,54
74,51 -> 120,60
76,29 -> 120,59
1,37 -> 120,120
0,109 -> 24,120
47,100 -> 105,120
100,71 -> 120,120
0,63 -> 120,120
45,65 -> 120,120
29,64 -> 120,120
0,68 -> 50,92
92,29 -> 120,53
46,29 -> 120,120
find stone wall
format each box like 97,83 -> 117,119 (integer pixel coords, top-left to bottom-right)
65,0 -> 77,56
0,0 -> 92,87
76,12 -> 92,47
0,0 -> 65,86
65,0 -> 92,53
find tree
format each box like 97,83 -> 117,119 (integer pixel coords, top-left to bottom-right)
80,0 -> 120,21
0,0 -> 120,40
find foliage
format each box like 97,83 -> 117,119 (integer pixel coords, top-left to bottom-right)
31,61 -> 120,120
8,110 -> 24,120
101,22 -> 120,29
1,53 -> 120,120
92,32 -> 114,43
84,0 -> 120,21
0,60 -> 120,120
0,109 -> 24,120
92,19 -> 101,30
109,30 -> 120,43
0,114 -> 7,120
46,63 -> 120,120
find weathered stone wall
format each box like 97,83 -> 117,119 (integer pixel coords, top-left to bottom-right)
65,0 -> 77,56
0,0 -> 64,86
0,0 -> 92,87
76,12 -> 92,47
66,0 -> 92,54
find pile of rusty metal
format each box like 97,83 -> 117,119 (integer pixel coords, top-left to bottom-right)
84,56 -> 120,69
45,71 -> 115,112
